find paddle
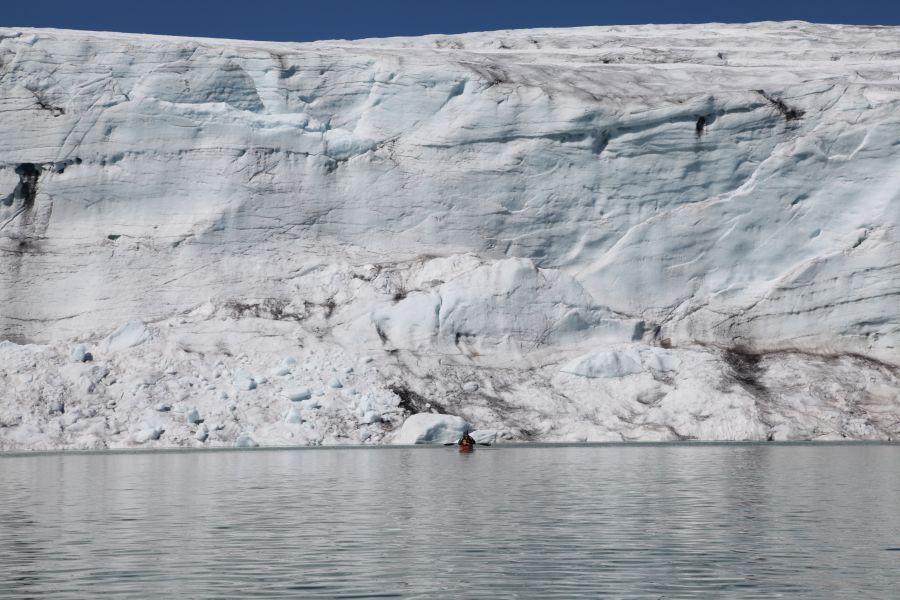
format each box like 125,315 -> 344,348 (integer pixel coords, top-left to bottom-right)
444,426 -> 492,446
443,441 -> 492,447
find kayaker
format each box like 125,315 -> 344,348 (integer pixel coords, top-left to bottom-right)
458,429 -> 475,448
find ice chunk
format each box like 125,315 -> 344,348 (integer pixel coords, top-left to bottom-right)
283,356 -> 298,367
561,350 -> 643,378
105,321 -> 150,352
186,409 -> 203,424
362,411 -> 382,424
328,378 -> 343,389
133,426 -> 163,443
355,394 -> 375,416
70,344 -> 92,363
233,369 -> 257,391
298,398 -> 321,410
269,364 -> 291,377
234,433 -> 259,448
285,407 -> 303,424
86,365 -> 110,384
561,347 -> 681,378
639,347 -> 681,372
154,402 -> 171,412
393,413 -> 470,445
195,423 -> 209,442
471,430 -> 498,445
286,388 -> 312,402
462,381 -> 479,393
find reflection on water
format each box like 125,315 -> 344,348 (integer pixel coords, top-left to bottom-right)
1,444 -> 898,599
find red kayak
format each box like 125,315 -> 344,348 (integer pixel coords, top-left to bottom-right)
458,442 -> 474,453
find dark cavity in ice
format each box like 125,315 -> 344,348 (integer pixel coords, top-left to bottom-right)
756,90 -> 805,121
724,347 -> 767,396
14,163 -> 41,208
390,385 -> 445,415
696,116 -> 707,137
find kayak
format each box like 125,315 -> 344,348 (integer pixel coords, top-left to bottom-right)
458,442 -> 474,453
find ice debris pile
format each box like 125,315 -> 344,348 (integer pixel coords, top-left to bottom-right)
0,23 -> 898,450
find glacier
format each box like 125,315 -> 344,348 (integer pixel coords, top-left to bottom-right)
0,22 -> 897,450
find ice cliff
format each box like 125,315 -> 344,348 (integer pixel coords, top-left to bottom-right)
0,22 -> 897,450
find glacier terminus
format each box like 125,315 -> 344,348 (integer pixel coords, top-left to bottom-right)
0,22 -> 897,450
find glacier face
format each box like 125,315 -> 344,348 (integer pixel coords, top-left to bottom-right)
0,23 -> 897,449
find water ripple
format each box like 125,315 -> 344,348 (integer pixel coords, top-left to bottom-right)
0,445 -> 898,598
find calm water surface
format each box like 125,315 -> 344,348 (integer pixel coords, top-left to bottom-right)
1,444 -> 899,599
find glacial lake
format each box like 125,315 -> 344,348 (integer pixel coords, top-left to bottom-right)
1,444 -> 898,599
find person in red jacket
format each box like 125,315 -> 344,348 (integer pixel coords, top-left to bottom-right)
458,428 -> 475,450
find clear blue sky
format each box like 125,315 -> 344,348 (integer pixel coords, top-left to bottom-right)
5,0 -> 899,41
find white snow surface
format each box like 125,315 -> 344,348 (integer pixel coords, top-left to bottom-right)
0,23 -> 898,450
